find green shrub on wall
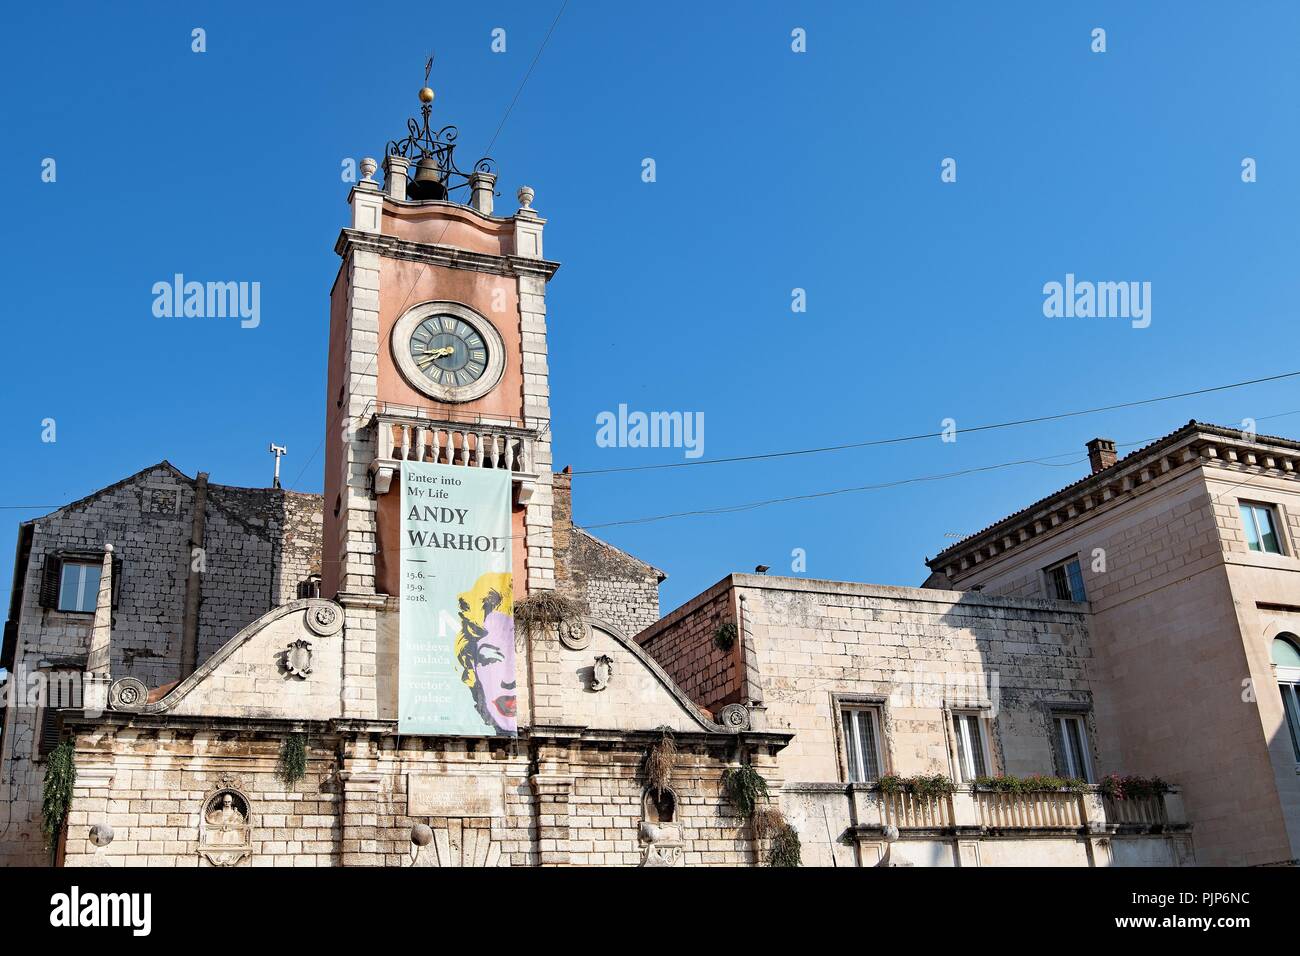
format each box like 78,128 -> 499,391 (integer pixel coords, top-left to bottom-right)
277,733 -> 308,787
974,774 -> 1086,793
42,740 -> 76,852
722,763 -> 769,819
713,621 -> 738,653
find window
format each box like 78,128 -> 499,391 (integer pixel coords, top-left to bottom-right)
840,706 -> 883,782
1055,714 -> 1094,782
1044,557 -> 1087,602
1273,635 -> 1300,762
1240,502 -> 1284,554
952,712 -> 990,781
57,561 -> 101,613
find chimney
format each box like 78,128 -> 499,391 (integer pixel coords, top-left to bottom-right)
1086,438 -> 1117,474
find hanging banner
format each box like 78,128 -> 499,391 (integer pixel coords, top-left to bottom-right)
399,461 -> 515,736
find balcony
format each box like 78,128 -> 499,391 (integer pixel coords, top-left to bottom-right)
369,404 -> 540,502
782,783 -> 1192,867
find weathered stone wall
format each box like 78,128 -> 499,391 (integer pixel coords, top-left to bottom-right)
942,463 -> 1296,865
636,579 -> 741,713
552,471 -> 662,637
61,729 -> 769,867
640,575 -> 1095,786
0,463 -> 324,865
63,732 -> 341,867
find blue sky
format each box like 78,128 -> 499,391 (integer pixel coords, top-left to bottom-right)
2,1 -> 1298,617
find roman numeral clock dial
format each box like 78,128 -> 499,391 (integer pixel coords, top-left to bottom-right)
411,316 -> 488,387
392,303 -> 506,403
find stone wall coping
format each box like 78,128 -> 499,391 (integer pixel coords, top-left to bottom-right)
638,573 -> 1089,649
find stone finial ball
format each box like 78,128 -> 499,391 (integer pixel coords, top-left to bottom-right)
360,157 -> 378,180
410,823 -> 433,847
419,87 -> 435,103
89,823 -> 115,847
882,824 -> 900,844
517,185 -> 535,209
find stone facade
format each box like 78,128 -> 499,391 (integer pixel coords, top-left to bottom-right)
52,597 -> 787,867
926,422 -> 1300,866
0,463 -> 323,865
638,574 -> 1194,867
552,470 -> 663,637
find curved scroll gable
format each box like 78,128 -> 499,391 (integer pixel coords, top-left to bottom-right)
139,598 -> 345,719
534,615 -> 733,735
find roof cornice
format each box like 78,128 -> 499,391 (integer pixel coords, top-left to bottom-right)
335,229 -> 560,279
928,422 -> 1300,579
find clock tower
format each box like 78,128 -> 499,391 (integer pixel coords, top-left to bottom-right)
324,85 -> 558,717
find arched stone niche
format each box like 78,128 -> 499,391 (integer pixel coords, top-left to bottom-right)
198,787 -> 253,867
639,787 -> 683,867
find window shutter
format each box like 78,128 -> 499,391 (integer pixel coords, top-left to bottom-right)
38,555 -> 62,609
38,705 -> 61,756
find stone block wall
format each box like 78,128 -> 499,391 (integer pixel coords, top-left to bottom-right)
60,728 -> 767,867
636,578 -> 742,713
640,575 -> 1095,786
62,732 -> 340,867
552,470 -> 662,637
0,463 -> 324,865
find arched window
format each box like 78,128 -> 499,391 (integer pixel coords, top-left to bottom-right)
1273,634 -> 1300,762
1272,635 -> 1300,669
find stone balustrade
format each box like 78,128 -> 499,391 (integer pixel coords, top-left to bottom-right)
844,783 -> 1187,834
369,407 -> 540,501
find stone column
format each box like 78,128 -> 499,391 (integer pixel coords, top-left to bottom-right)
336,249 -> 381,596
530,737 -> 573,866
83,545 -> 114,713
338,735 -> 384,866
383,155 -> 409,201
469,171 -> 496,215
517,266 -> 554,594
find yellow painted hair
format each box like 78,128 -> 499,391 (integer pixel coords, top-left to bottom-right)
455,572 -> 513,689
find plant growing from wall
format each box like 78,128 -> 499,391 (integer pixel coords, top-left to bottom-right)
767,819 -> 802,867
643,729 -> 677,796
277,733 -> 308,787
974,774 -> 1086,793
1099,774 -> 1170,801
747,795 -> 803,866
713,621 -> 738,653
722,762 -> 770,819
41,739 -> 76,852
514,591 -> 586,641
877,773 -> 956,797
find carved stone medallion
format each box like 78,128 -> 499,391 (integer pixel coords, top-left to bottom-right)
108,677 -> 148,711
717,703 -> 751,732
558,619 -> 591,650
284,638 -> 313,679
305,602 -> 344,637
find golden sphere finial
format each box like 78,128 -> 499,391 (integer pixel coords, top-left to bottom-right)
419,87 -> 435,104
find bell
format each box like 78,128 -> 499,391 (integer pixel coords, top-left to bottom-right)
407,155 -> 447,201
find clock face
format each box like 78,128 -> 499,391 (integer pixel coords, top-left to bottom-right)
409,315 -> 489,388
